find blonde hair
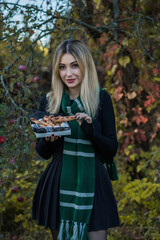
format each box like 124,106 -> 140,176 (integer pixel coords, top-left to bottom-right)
47,39 -> 100,117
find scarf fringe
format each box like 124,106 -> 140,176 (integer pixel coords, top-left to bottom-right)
65,220 -> 70,240
70,222 -> 78,240
57,220 -> 88,240
58,220 -> 64,240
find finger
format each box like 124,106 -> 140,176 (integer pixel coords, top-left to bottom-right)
76,119 -> 82,125
52,135 -> 59,141
75,113 -> 81,119
45,136 -> 49,141
85,116 -> 92,123
50,134 -> 55,142
75,112 -> 85,117
75,112 -> 81,116
76,113 -> 86,119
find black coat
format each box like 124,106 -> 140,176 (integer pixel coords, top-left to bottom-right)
36,89 -> 118,162
32,89 -> 120,231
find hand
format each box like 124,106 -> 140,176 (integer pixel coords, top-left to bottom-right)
75,113 -> 92,125
45,134 -> 60,142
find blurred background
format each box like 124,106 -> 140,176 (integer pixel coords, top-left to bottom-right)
0,0 -> 160,239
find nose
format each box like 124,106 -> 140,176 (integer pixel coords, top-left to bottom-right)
66,67 -> 72,76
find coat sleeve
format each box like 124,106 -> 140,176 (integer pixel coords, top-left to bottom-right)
36,138 -> 56,160
35,95 -> 62,160
81,90 -> 118,159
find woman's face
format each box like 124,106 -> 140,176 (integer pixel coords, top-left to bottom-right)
59,53 -> 83,92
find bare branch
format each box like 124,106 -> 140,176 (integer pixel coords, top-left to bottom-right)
0,16 -> 54,41
136,16 -> 154,61
0,29 -> 56,111
2,29 -> 51,72
112,0 -> 120,42
1,74 -> 26,113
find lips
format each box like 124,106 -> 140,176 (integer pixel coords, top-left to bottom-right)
66,79 -> 76,83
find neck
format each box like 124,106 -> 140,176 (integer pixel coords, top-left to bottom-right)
68,88 -> 80,100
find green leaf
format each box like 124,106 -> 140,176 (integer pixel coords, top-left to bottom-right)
130,153 -> 138,161
154,77 -> 160,82
119,56 -> 130,67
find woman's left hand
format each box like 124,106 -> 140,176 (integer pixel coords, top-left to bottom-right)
75,113 -> 92,125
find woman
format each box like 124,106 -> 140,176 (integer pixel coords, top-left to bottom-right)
32,39 -> 120,240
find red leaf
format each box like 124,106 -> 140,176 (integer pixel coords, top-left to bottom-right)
114,86 -> 123,101
132,106 -> 142,114
152,84 -> 160,98
139,130 -> 147,142
105,64 -> 112,72
99,37 -> 106,45
152,68 -> 159,76
144,96 -> 156,107
117,70 -> 122,78
132,115 -> 148,125
135,133 -> 141,143
121,136 -> 130,155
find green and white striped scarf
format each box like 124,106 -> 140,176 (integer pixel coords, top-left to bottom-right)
58,92 -> 95,240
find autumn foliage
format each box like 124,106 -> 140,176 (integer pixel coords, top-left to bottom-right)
0,0 -> 160,239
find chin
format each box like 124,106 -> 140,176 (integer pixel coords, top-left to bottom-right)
67,84 -> 77,88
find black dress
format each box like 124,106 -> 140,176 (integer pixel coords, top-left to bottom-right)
32,90 -> 120,231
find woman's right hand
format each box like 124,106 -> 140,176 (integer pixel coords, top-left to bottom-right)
45,134 -> 60,142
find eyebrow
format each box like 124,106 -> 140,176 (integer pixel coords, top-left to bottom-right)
59,61 -> 77,65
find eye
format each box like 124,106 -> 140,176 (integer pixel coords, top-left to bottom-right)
59,65 -> 65,70
72,63 -> 79,68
